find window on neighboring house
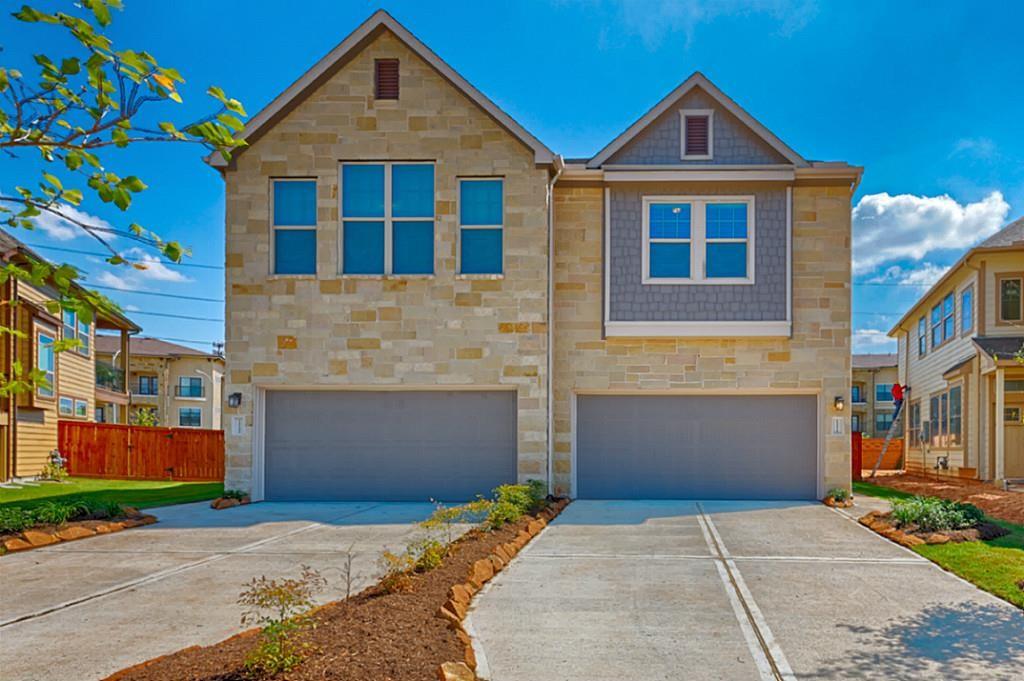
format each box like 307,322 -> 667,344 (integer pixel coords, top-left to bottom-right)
59,396 -> 74,416
61,310 -> 91,356
927,386 -> 963,448
37,330 -> 55,398
1000,276 -> 1022,322
1006,380 -> 1024,392
177,376 -> 203,398
917,316 -> 927,356
851,414 -> 861,433
643,197 -> 753,284
138,375 -> 158,396
948,386 -> 962,446
342,163 -> 434,275
178,407 -> 202,428
75,399 -> 88,418
459,179 -> 503,274
1006,407 -> 1023,423
939,392 -> 949,445
272,179 -> 317,275
876,412 -> 895,434
680,110 -> 713,159
78,317 -> 90,355
942,292 -> 955,340
852,384 -> 863,403
908,401 -> 921,446
876,383 -> 894,403
961,286 -> 974,335
95,406 -> 106,423
929,396 -> 940,447
374,59 -> 399,100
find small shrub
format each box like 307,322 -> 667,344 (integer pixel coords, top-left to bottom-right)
0,507 -> 34,534
408,537 -> 447,572
421,497 -> 494,543
485,500 -> 523,530
526,479 -> 548,506
238,565 -> 326,677
891,496 -> 984,532
39,459 -> 68,482
223,489 -> 248,501
31,500 -> 88,526
827,487 -> 850,502
86,500 -> 125,520
377,550 -> 415,593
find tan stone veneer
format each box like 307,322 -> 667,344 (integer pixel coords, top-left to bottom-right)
221,31 -> 550,493
551,183 -> 852,497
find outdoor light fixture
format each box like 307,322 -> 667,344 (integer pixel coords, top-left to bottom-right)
834,396 -> 845,412
228,392 -> 242,408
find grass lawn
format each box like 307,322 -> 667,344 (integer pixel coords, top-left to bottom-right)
0,477 -> 223,511
856,481 -> 1024,609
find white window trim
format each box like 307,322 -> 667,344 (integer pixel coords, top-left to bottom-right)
270,177 -> 318,277
59,395 -> 74,416
36,327 -> 56,399
178,407 -> 203,428
641,195 -> 755,286
74,398 -> 88,418
680,109 -> 714,161
456,177 -> 505,277
339,161 -> 436,277
176,376 -> 206,402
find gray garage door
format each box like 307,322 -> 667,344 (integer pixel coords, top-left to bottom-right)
264,390 -> 517,501
577,395 -> 817,500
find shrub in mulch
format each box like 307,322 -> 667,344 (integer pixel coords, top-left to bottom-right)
210,490 -> 251,510
867,474 -> 1024,525
104,498 -> 570,681
0,501 -> 156,555
859,508 -> 1009,549
822,487 -> 853,508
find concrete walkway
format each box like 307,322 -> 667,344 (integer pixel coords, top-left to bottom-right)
469,498 -> 1024,681
0,500 -> 436,681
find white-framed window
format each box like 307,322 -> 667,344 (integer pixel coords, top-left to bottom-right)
75,398 -> 88,418
271,178 -> 317,275
642,196 -> 754,284
340,162 -> 435,276
999,275 -> 1022,323
917,316 -> 927,356
960,285 -> 974,335
458,178 -> 503,275
178,407 -> 202,428
680,109 -> 713,160
36,328 -> 55,399
59,395 -> 74,416
61,309 -> 90,356
931,292 -> 955,348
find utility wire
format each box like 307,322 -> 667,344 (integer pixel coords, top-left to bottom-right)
22,243 -> 224,270
126,310 -> 224,322
88,283 -> 224,303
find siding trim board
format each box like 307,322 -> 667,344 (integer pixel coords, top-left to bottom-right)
604,169 -> 795,182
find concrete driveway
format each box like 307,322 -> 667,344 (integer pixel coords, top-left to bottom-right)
469,499 -> 1024,681
0,500 -> 437,681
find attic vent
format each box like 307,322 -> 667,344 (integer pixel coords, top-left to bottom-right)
374,59 -> 399,100
682,111 -> 713,159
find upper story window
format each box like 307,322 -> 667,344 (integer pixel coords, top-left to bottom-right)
851,384 -> 863,403
459,179 -> 503,275
179,407 -> 202,428
374,59 -> 399,100
999,275 -> 1022,323
876,383 -> 894,403
61,310 -> 90,356
176,376 -> 204,398
917,316 -> 927,356
680,110 -> 713,160
960,286 -> 973,335
341,162 -> 434,276
642,196 -> 753,284
271,179 -> 317,275
138,375 -> 158,396
930,292 -> 955,348
37,329 -> 55,399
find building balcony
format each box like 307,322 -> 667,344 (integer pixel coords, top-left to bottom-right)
175,385 -> 206,398
96,361 -> 125,394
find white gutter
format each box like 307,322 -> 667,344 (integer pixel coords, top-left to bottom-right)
546,155 -> 565,496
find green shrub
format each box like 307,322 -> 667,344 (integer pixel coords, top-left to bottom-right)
891,496 -> 984,532
32,500 -> 88,526
408,537 -> 447,572
223,489 -> 248,501
378,550 -> 416,593
827,487 -> 850,502
86,500 -> 125,520
0,507 -> 34,534
485,500 -> 523,530
238,566 -> 325,676
527,479 -> 548,505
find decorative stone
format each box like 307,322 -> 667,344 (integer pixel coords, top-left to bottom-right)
446,597 -> 467,620
464,642 -> 477,670
138,515 -> 158,526
900,534 -> 926,547
488,554 -> 505,572
56,525 -> 95,541
449,584 -> 472,607
22,530 -> 59,547
468,558 -> 494,589
437,661 -> 475,681
926,533 -> 951,545
436,605 -> 461,627
3,537 -> 32,552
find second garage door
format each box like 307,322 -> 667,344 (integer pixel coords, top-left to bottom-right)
576,394 -> 818,500
264,390 -> 517,502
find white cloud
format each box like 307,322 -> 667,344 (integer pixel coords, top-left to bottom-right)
31,204 -> 116,242
950,137 -> 998,161
853,329 -> 896,352
93,247 -> 191,289
852,191 -> 1009,275
866,262 -> 950,288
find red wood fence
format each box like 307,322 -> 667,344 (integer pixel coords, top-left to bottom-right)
58,421 -> 224,482
852,433 -> 904,480
851,432 -> 862,481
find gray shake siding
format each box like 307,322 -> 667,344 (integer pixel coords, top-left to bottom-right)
609,90 -> 789,166
608,183 -> 788,322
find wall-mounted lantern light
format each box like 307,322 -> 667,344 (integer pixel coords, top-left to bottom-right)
228,392 -> 243,408
834,396 -> 846,412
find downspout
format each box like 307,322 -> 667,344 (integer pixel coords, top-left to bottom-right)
546,155 -> 565,496
8,278 -> 17,481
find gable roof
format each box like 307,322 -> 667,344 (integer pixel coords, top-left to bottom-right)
888,216 -> 1024,337
206,10 -> 555,169
852,353 -> 897,369
95,335 -> 221,359
586,72 -> 807,169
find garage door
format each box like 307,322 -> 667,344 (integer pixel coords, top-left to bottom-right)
264,390 -> 517,501
576,395 -> 817,500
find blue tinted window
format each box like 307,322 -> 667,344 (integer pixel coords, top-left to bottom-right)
273,181 -> 317,226
460,180 -> 503,226
343,221 -> 385,274
392,221 -> 433,274
706,203 -> 747,239
342,165 -> 385,217
649,203 -> 691,239
649,243 -> 691,279
461,229 -> 502,274
274,229 -> 316,274
392,165 -> 434,218
706,242 -> 747,278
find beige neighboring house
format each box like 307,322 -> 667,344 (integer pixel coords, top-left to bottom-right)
889,217 -> 1024,482
851,354 -> 899,437
95,336 -> 224,430
213,10 -> 859,502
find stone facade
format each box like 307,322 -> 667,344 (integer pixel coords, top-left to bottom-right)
221,31 -> 551,493
551,184 -> 852,496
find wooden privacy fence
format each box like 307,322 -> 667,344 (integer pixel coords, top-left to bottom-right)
58,421 -> 224,482
852,433 -> 904,479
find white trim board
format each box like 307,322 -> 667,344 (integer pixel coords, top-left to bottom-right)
680,109 -> 714,161
604,169 -> 795,182
604,320 -> 792,338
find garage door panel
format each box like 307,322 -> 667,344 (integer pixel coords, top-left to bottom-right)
577,395 -> 817,500
265,390 -> 516,502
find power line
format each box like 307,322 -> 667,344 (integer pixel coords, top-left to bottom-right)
88,283 -> 224,303
127,310 -> 224,322
854,282 -> 932,288
22,243 -> 224,270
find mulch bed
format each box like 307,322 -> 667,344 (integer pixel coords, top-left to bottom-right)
106,501 -> 567,681
864,473 -> 1024,525
859,510 -> 1009,548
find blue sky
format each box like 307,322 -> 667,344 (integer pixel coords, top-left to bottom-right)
3,0 -> 1023,352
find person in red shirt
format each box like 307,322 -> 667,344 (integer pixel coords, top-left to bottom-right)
891,383 -> 907,413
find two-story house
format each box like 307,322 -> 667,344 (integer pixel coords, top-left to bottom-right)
214,11 -> 859,501
94,336 -> 224,430
0,231 -> 138,482
889,218 -> 1024,483
851,353 -> 899,437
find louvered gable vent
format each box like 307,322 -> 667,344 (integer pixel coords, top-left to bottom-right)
374,59 -> 399,100
684,115 -> 709,157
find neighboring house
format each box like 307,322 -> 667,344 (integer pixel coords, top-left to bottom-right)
852,354 -> 899,437
94,336 -> 224,430
214,11 -> 859,501
889,218 -> 1024,482
0,231 -> 138,482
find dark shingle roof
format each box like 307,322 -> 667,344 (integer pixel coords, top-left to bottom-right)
853,353 -> 898,369
95,335 -> 220,358
978,216 -> 1024,249
972,336 -> 1024,360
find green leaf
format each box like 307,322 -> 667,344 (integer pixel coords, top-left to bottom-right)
42,173 -> 62,191
60,58 -> 81,75
63,189 -> 83,206
121,176 -> 146,192
65,151 -> 83,171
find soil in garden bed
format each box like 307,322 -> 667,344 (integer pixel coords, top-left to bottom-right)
106,509 -> 548,681
868,511 -> 1010,543
867,474 -> 1024,525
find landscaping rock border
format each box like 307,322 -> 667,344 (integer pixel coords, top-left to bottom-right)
1,509 -> 158,555
823,496 -> 854,508
858,510 -> 1008,548
210,496 -> 251,510
435,497 -> 569,681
